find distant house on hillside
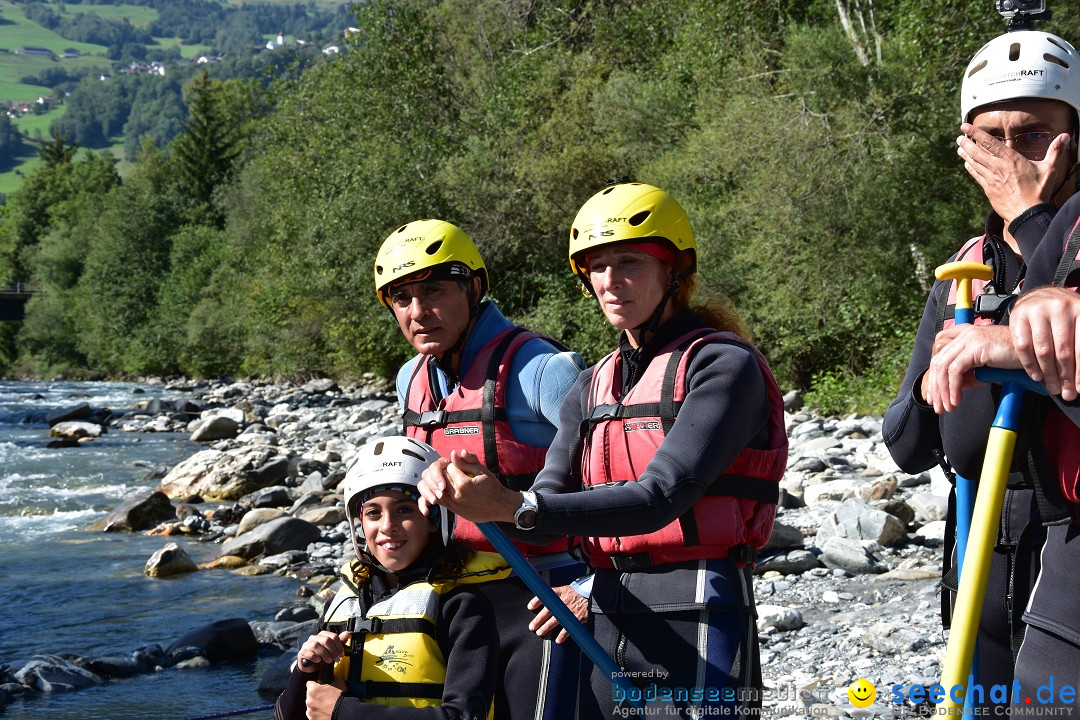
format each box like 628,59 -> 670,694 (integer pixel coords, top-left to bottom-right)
322,44 -> 340,55
62,48 -> 79,59
15,46 -> 52,58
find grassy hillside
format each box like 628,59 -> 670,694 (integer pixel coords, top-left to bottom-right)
0,1 -> 114,105
64,4 -> 157,26
0,0 -> 345,196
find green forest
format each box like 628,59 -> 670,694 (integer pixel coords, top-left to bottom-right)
1,0 -> 1077,414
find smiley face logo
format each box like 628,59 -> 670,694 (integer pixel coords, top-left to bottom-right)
848,678 -> 876,708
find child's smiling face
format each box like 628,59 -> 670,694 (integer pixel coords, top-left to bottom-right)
361,490 -> 436,572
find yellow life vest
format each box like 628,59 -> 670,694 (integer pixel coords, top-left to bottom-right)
321,551 -> 510,711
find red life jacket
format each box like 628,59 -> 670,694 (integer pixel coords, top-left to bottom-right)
1041,214 -> 1080,517
935,234 -> 1022,332
402,326 -> 571,556
575,329 -> 787,568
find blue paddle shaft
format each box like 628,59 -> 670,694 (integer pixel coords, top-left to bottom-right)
477,522 -> 645,709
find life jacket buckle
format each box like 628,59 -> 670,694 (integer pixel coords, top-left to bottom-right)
727,545 -> 757,565
589,403 -> 622,421
418,410 -> 447,427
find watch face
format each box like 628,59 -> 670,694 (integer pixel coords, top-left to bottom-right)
515,509 -> 537,530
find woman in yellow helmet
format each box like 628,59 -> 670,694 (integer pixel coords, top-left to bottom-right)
419,182 -> 789,719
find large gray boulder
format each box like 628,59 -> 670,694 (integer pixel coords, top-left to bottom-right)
46,402 -> 94,426
208,516 -> 322,561
818,536 -> 886,575
158,447 -> 292,501
166,618 -> 258,661
92,490 -> 176,532
14,655 -> 103,692
817,498 -> 906,547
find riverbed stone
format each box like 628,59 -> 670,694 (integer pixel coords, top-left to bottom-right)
755,549 -> 820,576
49,420 -> 103,440
757,605 -> 804,632
92,490 -> 176,532
81,655 -> 142,678
158,447 -> 293,501
299,505 -> 346,526
860,622 -> 930,654
14,655 -> 103,692
761,521 -> 805,552
167,618 -> 258,661
237,508 -> 288,535
908,492 -> 949,523
817,535 -> 886,575
209,516 -> 322,561
46,402 -> 94,426
145,542 -> 198,577
817,498 -> 906,547
190,414 -> 242,442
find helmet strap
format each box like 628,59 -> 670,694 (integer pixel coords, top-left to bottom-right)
633,251 -> 693,343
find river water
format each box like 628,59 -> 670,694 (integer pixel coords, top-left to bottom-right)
0,380 -> 297,720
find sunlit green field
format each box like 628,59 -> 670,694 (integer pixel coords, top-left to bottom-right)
0,1 -> 108,55
64,4 -> 158,27
11,103 -> 61,138
225,0 -> 343,7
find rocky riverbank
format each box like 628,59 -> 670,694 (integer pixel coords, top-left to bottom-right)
0,376 -> 949,717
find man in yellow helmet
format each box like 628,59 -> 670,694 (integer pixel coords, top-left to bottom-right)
374,219 -> 587,720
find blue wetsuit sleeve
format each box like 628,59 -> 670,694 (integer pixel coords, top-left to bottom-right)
396,357 -> 419,411
505,340 -> 586,446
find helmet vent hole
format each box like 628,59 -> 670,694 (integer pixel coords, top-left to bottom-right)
375,265 -> 383,275
571,228 -> 579,239
425,240 -> 443,255
373,442 -> 384,455
1045,53 -> 1069,69
1048,37 -> 1071,54
402,448 -> 425,461
602,187 -> 614,195
628,210 -> 651,227
967,60 -> 987,78
1009,43 -> 1020,61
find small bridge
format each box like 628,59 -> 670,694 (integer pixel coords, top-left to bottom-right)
0,283 -> 37,321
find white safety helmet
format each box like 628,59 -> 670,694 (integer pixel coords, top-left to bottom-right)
961,30 -> 1080,123
342,436 -> 452,562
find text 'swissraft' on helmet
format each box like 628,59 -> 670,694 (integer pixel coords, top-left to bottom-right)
961,30 -> 1080,124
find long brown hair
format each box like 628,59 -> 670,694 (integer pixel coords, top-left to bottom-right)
671,254 -> 749,338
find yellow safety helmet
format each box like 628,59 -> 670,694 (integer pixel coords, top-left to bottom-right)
568,183 -> 696,291
374,219 -> 488,307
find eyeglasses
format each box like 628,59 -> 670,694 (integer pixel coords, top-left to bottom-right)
987,131 -> 1059,160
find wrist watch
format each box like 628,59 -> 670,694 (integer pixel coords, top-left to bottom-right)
513,491 -> 538,530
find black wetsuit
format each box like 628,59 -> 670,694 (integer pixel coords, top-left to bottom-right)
511,310 -> 779,719
882,207 -> 1056,707
1003,193 -> 1080,709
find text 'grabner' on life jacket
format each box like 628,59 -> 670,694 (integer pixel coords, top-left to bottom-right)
575,328 -> 788,569
402,326 -> 571,556
320,552 -> 511,714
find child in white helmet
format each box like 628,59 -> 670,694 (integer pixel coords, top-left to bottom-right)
274,436 -> 510,720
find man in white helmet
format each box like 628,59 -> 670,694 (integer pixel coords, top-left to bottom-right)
884,27 -> 1080,707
